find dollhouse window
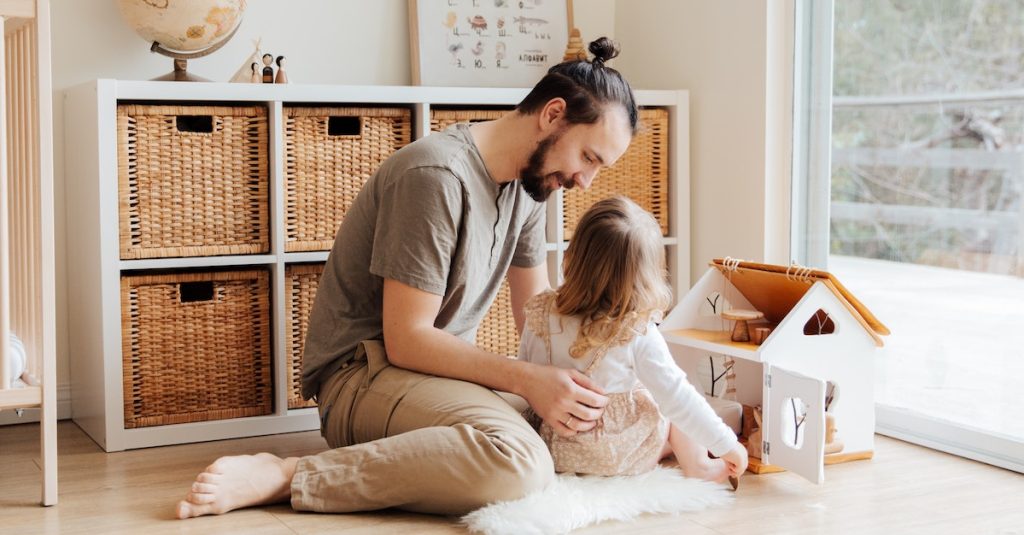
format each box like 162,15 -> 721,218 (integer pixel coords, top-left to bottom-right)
803,309 -> 836,335
780,397 -> 808,449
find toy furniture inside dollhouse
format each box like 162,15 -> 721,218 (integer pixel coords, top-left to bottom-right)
660,258 -> 890,484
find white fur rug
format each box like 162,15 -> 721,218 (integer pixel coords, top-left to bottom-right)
461,466 -> 733,535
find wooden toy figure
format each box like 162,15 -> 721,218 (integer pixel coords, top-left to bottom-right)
275,56 -> 289,84
261,53 -> 274,83
250,62 -> 261,84
744,406 -> 763,460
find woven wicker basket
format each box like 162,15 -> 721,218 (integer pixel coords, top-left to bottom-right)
563,107 -> 669,239
116,104 -> 270,260
476,279 -> 520,357
284,106 -> 412,252
120,269 -> 273,428
285,263 -> 325,409
429,107 -> 512,132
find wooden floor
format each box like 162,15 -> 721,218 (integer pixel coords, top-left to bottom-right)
1,421 -> 1022,534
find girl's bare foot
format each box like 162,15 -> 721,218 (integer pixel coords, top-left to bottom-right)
176,453 -> 299,519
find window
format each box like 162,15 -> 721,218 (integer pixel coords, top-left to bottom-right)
794,0 -> 1024,473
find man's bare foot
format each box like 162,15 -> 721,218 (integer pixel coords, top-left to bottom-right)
176,453 -> 299,519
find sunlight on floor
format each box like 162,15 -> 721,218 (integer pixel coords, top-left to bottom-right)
830,255 -> 1024,442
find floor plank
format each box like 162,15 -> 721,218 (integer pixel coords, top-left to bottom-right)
1,421 -> 1021,534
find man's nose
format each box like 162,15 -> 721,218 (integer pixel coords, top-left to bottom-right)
574,170 -> 596,191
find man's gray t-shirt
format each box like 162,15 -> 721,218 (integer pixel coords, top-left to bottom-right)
300,123 -> 547,399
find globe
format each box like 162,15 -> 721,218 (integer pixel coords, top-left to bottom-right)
117,0 -> 247,81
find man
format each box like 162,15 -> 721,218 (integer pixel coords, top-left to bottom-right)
177,37 -> 638,518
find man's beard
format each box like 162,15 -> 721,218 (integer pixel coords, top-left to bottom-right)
520,130 -> 570,203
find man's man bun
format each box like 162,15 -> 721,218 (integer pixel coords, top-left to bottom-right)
588,37 -> 621,66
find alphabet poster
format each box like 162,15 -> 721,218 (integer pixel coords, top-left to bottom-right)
409,0 -> 570,87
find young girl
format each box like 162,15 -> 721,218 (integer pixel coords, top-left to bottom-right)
518,196 -> 747,485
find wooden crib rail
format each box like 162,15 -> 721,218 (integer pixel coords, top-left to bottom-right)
2,0 -> 40,396
0,1 -> 36,20
1,0 -> 58,506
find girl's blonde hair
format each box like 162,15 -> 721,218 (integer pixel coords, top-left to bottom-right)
556,196 -> 673,358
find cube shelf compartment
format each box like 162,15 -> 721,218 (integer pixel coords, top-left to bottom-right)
284,106 -> 413,252
120,268 -> 273,428
285,262 -> 324,409
117,104 -> 270,260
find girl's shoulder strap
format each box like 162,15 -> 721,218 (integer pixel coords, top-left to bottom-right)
579,314 -> 653,376
581,335 -> 615,376
524,289 -> 558,364
524,289 -> 557,338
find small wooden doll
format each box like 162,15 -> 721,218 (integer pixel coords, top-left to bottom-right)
261,53 -> 274,83
275,56 -> 289,84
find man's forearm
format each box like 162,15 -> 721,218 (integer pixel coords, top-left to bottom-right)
384,325 -> 535,396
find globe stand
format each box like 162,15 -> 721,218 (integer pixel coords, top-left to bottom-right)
148,22 -> 240,82
151,57 -> 210,82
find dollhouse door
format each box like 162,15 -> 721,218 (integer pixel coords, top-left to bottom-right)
762,364 -> 826,484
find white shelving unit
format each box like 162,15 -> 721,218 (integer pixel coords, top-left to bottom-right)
64,80 -> 690,452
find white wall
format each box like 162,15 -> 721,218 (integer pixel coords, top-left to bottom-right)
572,0 -> 617,44
53,0 -> 412,88
613,0 -> 793,282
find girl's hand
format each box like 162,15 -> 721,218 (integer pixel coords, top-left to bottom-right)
520,364 -> 608,437
721,443 -> 749,477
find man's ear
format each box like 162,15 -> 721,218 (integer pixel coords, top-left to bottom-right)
538,98 -> 567,133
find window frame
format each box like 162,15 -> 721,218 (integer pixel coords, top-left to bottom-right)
791,0 -> 833,269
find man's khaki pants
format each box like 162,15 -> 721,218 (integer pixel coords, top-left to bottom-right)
290,340 -> 555,515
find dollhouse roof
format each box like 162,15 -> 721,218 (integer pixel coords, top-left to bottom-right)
711,259 -> 890,346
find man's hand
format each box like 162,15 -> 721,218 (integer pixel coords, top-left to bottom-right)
520,364 -> 609,437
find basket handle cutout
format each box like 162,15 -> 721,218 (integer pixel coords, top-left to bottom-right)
179,281 -> 216,303
328,116 -> 362,137
176,115 -> 215,134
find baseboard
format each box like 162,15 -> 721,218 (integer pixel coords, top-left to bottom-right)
0,382 -> 72,425
876,404 -> 1024,474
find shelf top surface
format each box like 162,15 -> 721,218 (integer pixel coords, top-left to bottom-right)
75,79 -> 687,106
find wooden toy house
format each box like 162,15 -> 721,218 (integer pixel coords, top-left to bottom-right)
660,258 -> 890,483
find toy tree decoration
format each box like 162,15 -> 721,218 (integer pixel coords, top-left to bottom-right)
790,398 -> 807,446
707,354 -> 735,398
706,293 -> 721,313
562,2 -> 586,62
563,28 -> 586,61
